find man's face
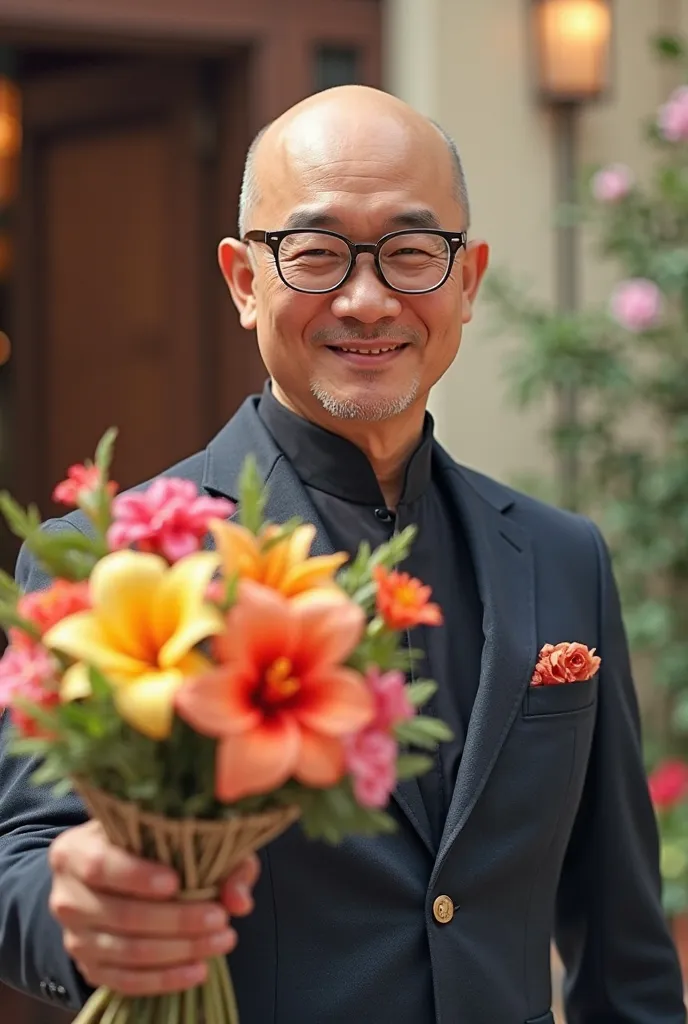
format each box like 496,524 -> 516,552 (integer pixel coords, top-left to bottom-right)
221,103 -> 488,426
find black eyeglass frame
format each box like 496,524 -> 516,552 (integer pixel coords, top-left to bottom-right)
242,227 -> 468,295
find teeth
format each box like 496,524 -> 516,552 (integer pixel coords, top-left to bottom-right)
337,345 -> 401,355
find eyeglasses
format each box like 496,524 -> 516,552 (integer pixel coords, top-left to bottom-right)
242,228 -> 467,295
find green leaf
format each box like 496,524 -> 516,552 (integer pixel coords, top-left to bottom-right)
237,455 -> 267,535
653,33 -> 685,60
396,754 -> 434,779
0,493 -> 42,542
88,665 -> 114,701
405,680 -> 438,708
0,569 -> 19,602
95,427 -> 118,476
396,716 -> 454,750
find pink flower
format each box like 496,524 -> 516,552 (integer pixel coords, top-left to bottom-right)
53,464 -> 117,507
108,478 -> 235,562
591,164 -> 633,203
610,279 -> 662,333
658,86 -> 688,142
0,644 -> 60,738
649,760 -> 688,811
343,669 -> 415,809
366,668 -> 414,730
345,729 -> 398,808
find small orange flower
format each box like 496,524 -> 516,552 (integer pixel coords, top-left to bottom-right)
373,566 -> 443,631
10,581 -> 91,649
210,519 -> 348,597
175,581 -> 374,802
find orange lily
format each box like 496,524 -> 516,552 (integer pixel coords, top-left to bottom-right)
175,581 -> 374,802
210,519 -> 347,597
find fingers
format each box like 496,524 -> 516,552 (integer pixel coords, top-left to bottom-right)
220,854 -> 261,916
69,957 -> 210,997
63,925 -> 237,994
49,822 -> 178,900
48,823 -> 257,998
49,874 -> 228,937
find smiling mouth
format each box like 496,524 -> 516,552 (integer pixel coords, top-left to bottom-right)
326,343 -> 409,357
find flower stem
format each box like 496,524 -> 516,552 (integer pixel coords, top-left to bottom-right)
182,986 -> 197,1024
71,986 -> 115,1023
134,998 -> 155,1024
99,993 -> 125,1024
215,957 -> 240,1024
202,969 -> 220,1024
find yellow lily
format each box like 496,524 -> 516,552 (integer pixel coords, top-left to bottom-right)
43,549 -> 223,740
211,520 -> 348,597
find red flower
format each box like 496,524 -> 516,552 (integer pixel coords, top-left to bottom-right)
531,642 -> 601,686
0,644 -> 60,738
53,464 -> 117,507
372,566 -> 443,631
648,760 -> 688,811
108,478 -> 234,563
10,581 -> 91,649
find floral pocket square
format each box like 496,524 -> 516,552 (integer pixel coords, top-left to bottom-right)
530,642 -> 600,687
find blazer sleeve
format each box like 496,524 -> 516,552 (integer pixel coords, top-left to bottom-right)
0,523 -> 92,1010
555,519 -> 686,1023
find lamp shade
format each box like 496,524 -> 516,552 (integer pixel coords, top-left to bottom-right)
531,0 -> 613,103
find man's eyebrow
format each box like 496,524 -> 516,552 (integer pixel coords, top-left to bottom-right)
281,207 -> 444,232
283,209 -> 342,230
387,209 -> 442,230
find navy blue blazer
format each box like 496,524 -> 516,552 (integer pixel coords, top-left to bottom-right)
0,396 -> 684,1023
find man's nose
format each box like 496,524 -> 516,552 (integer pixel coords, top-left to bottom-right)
330,257 -> 403,323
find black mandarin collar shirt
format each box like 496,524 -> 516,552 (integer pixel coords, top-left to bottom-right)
258,383 -> 483,848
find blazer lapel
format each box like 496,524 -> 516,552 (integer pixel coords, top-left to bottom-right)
200,399 -> 435,853
432,459 -> 538,873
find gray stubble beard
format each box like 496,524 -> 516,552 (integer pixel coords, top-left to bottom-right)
309,375 -> 421,421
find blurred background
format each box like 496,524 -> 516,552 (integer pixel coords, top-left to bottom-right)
1,0 -> 688,1021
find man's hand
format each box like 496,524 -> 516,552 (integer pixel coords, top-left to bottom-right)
48,820 -> 260,996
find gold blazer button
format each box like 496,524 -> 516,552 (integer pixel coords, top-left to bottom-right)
432,895 -> 455,924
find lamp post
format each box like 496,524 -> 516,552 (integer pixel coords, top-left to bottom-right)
529,0 -> 613,510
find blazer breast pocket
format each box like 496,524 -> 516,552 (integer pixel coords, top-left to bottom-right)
523,675 -> 598,718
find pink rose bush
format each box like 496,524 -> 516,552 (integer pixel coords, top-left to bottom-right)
591,164 -> 634,203
610,279 -> 662,333
658,85 -> 688,143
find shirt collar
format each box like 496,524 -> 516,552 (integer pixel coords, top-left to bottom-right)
257,381 -> 433,505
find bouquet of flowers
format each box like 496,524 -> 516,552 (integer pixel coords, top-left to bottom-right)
0,430 -> 451,1024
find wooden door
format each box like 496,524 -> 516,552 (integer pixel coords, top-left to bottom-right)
12,58 -> 226,515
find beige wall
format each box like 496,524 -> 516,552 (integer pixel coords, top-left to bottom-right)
384,0 -> 686,485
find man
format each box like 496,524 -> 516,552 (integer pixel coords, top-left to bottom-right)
0,85 -> 684,1024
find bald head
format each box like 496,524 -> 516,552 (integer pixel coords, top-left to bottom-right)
237,86 -> 470,237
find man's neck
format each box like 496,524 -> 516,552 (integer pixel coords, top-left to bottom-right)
271,384 -> 426,508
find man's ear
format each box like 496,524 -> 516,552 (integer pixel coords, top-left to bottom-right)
460,240 -> 490,325
218,238 -> 257,331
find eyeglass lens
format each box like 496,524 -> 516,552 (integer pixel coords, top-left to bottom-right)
277,231 -> 452,292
